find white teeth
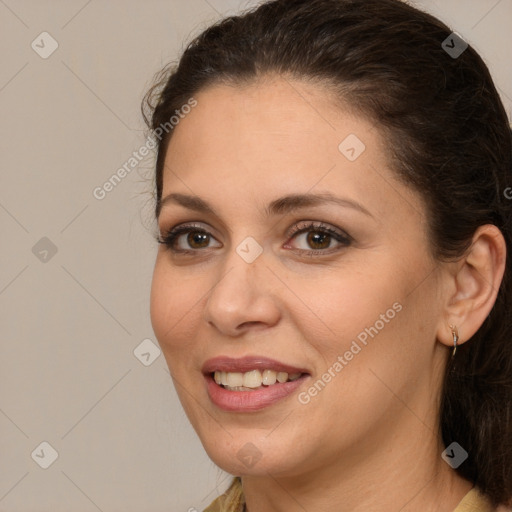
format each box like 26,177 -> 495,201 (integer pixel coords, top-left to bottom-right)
214,369 -> 304,390
226,372 -> 244,387
213,371 -> 230,386
262,369 -> 277,385
226,386 -> 256,391
243,370 -> 263,388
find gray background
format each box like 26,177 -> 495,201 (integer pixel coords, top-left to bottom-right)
1,1 -> 511,511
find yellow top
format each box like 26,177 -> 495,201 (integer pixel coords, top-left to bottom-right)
456,486 -> 495,512
204,477 -> 245,512
203,477 -> 498,512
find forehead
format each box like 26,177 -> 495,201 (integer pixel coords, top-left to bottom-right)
160,76 -> 423,224
168,76 -> 365,157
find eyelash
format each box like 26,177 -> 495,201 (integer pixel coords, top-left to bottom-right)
157,221 -> 352,257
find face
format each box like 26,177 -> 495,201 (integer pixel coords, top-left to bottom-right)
150,76 -> 449,479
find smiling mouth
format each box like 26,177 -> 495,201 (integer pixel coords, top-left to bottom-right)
212,369 -> 305,391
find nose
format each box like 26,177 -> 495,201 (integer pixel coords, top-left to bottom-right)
202,246 -> 281,337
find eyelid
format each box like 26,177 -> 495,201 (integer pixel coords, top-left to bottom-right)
157,222 -> 222,251
158,219 -> 352,254
284,220 -> 352,241
282,222 -> 352,255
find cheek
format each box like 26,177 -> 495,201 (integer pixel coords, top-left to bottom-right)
149,259 -> 201,358
294,255 -> 426,394
314,271 -> 438,406
298,263 -> 403,345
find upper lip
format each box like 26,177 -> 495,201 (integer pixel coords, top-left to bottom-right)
202,356 -> 310,375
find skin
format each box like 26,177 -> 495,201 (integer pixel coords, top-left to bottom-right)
150,75 -> 506,512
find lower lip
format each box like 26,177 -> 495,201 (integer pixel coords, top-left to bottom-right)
205,373 -> 309,412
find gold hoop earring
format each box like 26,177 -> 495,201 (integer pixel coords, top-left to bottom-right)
449,324 -> 459,358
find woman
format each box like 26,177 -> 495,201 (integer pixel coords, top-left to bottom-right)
143,0 -> 512,510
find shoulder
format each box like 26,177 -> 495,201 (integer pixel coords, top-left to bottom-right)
203,477 -> 244,512
455,486 -> 512,512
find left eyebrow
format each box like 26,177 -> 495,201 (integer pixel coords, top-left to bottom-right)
264,192 -> 374,218
156,192 -> 374,219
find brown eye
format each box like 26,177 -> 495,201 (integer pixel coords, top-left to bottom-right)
285,221 -> 352,254
186,231 -> 210,249
158,225 -> 222,252
304,231 -> 332,250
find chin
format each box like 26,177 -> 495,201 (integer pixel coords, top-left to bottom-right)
198,430 -> 302,477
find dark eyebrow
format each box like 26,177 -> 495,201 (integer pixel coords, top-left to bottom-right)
156,192 -> 373,219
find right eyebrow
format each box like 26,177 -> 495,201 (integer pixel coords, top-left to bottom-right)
156,192 -> 374,220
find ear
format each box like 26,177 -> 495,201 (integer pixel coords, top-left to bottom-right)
437,224 -> 507,349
